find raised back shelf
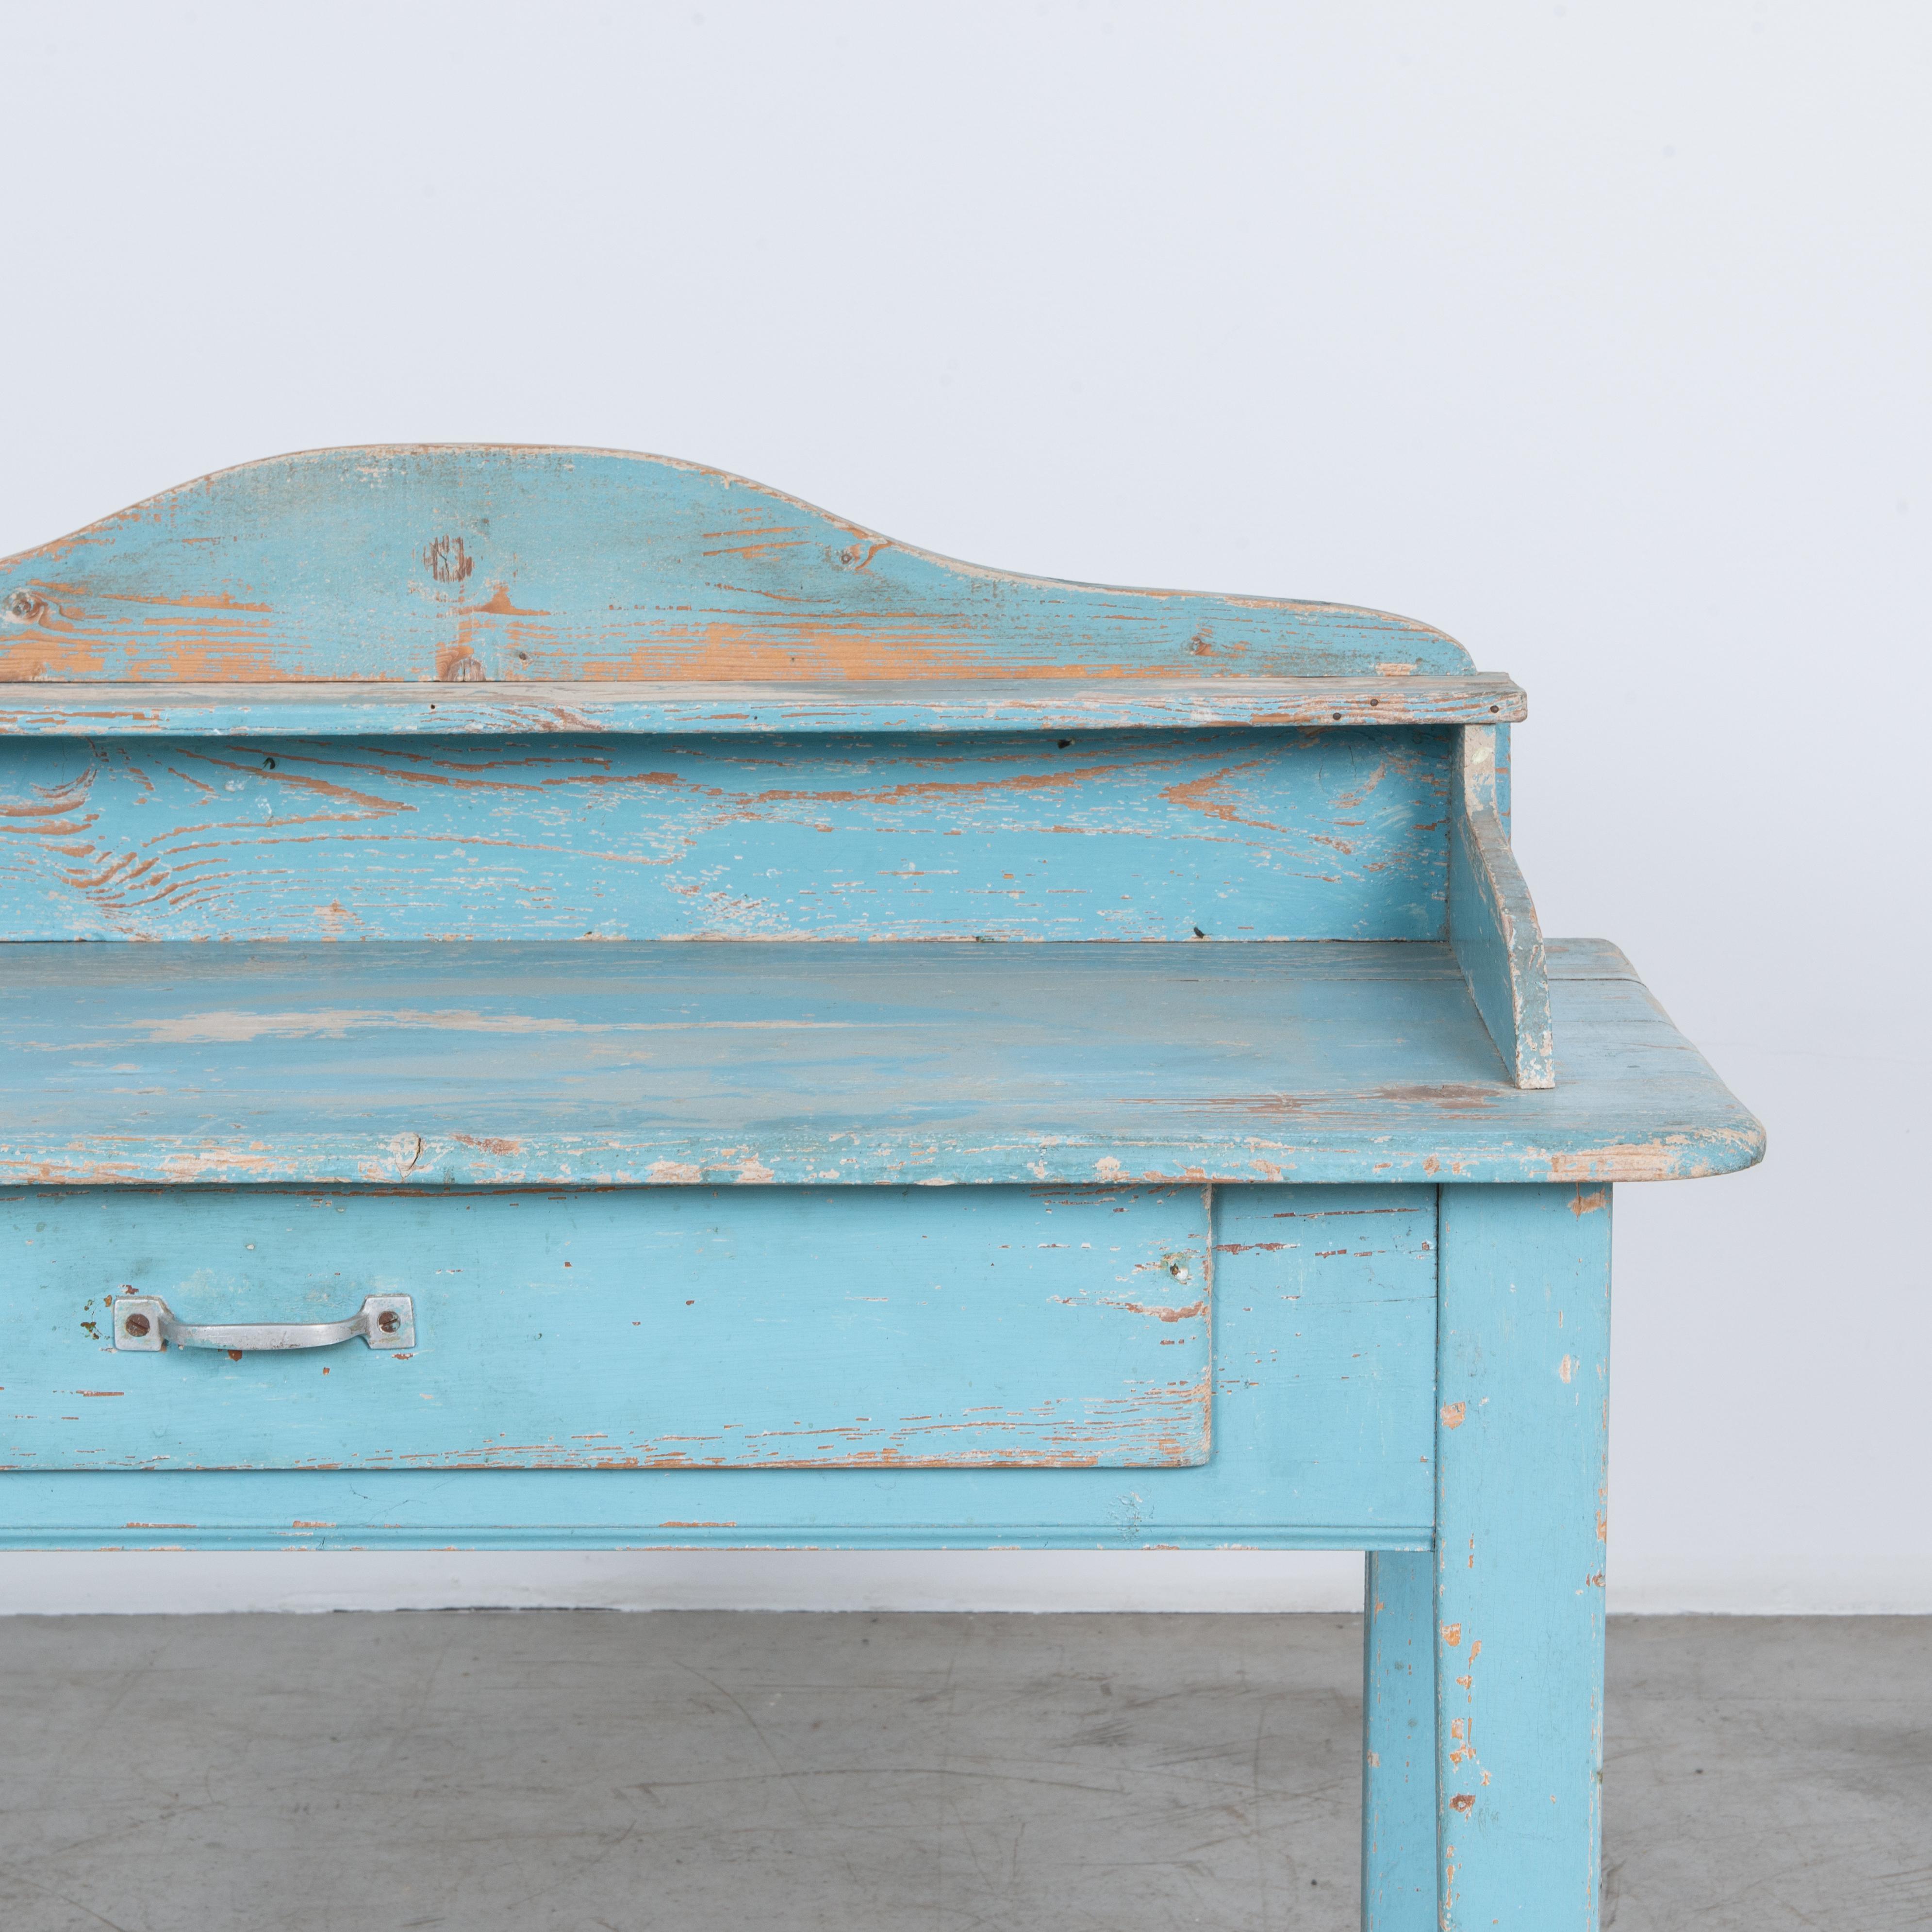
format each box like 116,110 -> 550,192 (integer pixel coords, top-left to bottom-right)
1,448 -> 1554,1086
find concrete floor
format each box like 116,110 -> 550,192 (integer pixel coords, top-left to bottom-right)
0,1613 -> 1923,1931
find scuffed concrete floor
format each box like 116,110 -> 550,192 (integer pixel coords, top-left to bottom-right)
0,1612 -> 1924,1930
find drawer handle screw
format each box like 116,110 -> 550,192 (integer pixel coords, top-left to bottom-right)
123,1312 -> 150,1338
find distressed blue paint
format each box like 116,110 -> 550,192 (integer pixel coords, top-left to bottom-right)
1436,1184 -> 1612,1931
1,1185 -> 1211,1472
0,1475 -> 1437,1551
0,675 -> 1528,737
0,1183 -> 1436,1545
1214,1187 -> 1437,1515
0,447 -> 1769,1932
0,937 -> 1764,1189
1450,725 -> 1553,1088
0,447 -> 1472,683
1364,1549 -> 1438,1930
0,727 -> 1453,943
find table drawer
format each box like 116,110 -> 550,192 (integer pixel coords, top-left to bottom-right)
2,1185 -> 1210,1472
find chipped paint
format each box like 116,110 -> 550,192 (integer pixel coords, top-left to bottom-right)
0,446 -> 1475,685
0,444 -> 1764,1932
1450,725 -> 1554,1090
6,1184 -> 1212,1472
0,727 -> 1453,946
0,938 -> 1763,1191
1428,1184 -> 1615,1925
0,675 -> 1529,739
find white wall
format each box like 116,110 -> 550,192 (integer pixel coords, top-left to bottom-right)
0,2 -> 1924,1616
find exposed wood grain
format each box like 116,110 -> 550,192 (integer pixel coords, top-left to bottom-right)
0,440 -> 1757,1932
1,1185 -> 1211,1472
0,675 -> 1527,736
0,447 -> 1474,683
0,728 -> 1452,943
0,937 -> 1764,1188
0,1184 -> 1437,1544
1450,725 -> 1554,1088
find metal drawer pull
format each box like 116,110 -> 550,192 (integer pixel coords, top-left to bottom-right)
111,1294 -> 414,1353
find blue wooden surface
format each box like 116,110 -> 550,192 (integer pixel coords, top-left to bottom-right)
0,447 -> 1472,683
1450,725 -> 1554,1089
0,675 -> 1528,737
0,937 -> 1763,1188
2,1186 -> 1212,1472
0,727 -> 1454,943
1436,1184 -> 1613,1930
1363,1549 -> 1438,1930
0,446 -> 1768,1930
0,1184 -> 1437,1547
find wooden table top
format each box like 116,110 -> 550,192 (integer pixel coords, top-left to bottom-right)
0,936 -> 1761,1189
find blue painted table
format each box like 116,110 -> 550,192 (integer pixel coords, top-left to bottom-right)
0,448 -> 1761,1928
